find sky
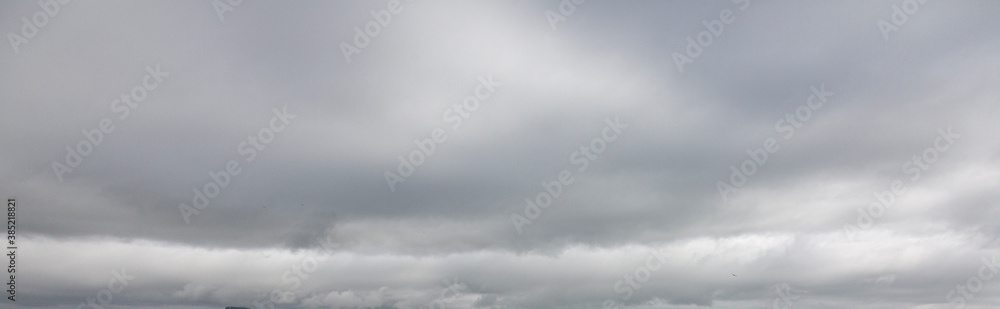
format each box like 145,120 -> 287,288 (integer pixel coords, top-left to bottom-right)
2,0 -> 1000,308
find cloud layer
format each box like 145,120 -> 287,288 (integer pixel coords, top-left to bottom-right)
2,0 -> 1000,308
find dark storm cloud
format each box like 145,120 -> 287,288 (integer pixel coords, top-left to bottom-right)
2,0 -> 1000,308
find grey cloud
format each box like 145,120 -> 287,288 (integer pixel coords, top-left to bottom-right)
3,0 -> 1000,308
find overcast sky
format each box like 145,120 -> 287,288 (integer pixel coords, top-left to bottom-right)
3,1 -> 1000,308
